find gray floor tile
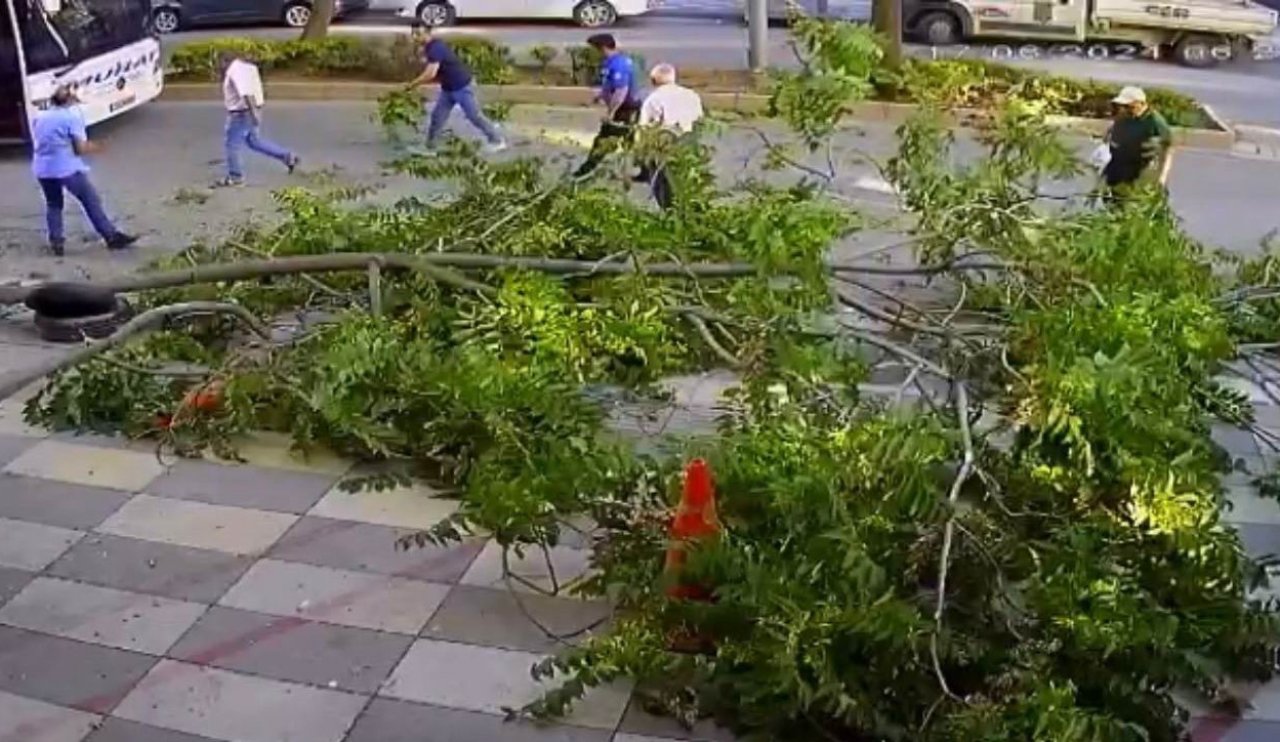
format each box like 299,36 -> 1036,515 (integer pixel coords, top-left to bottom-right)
0,474 -> 132,529
0,433 -> 37,467
84,717 -> 220,742
0,565 -> 34,605
0,577 -> 207,655
113,660 -> 369,742
0,689 -> 101,742
47,534 -> 254,603
346,697 -> 611,742
381,639 -> 631,730
167,606 -> 413,694
617,702 -> 738,741
0,625 -> 157,713
147,459 -> 339,514
218,559 -> 449,634
268,516 -> 484,583
0,517 -> 82,571
423,585 -> 612,653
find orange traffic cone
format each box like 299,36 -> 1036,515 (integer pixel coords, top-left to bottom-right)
664,458 -> 720,601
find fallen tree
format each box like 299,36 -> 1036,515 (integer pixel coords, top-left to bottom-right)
13,19 -> 1280,742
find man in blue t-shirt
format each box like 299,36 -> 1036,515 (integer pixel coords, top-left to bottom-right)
573,33 -> 643,178
404,23 -> 506,153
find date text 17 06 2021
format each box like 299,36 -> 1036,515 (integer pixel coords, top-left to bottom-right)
929,41 -> 1279,63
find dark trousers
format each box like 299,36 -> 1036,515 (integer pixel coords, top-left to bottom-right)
637,161 -> 674,210
573,103 -> 640,178
37,172 -> 119,244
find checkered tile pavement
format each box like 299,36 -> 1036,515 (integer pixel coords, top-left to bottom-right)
0,388 -> 739,742
2,366 -> 1280,742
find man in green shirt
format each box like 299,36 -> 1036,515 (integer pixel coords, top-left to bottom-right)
1102,86 -> 1174,193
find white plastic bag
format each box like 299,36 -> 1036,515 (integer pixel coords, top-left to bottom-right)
1089,141 -> 1112,172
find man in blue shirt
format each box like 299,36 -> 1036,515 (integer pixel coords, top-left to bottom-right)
30,85 -> 135,256
573,33 -> 642,178
404,23 -> 506,153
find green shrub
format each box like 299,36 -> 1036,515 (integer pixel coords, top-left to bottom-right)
447,37 -> 515,84
886,58 -> 1210,129
168,35 -> 514,85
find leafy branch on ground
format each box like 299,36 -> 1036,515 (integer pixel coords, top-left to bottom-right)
23,17 -> 1279,742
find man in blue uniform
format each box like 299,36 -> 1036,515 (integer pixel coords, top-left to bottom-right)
573,33 -> 642,178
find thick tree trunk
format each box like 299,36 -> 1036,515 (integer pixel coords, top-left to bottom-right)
872,0 -> 903,69
300,0 -> 334,40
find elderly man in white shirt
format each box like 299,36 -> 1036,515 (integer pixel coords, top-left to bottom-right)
636,64 -> 704,209
217,52 -> 300,187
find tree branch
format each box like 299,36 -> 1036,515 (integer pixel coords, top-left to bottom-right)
0,302 -> 269,402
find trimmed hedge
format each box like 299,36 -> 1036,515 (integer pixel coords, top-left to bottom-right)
167,36 -> 1213,129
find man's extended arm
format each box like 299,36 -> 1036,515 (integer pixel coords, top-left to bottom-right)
406,62 -> 440,90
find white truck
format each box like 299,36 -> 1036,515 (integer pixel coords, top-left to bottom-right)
903,0 -> 1278,67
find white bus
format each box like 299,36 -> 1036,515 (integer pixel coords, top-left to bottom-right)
1,0 -> 163,142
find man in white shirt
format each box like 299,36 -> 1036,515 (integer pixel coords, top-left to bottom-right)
636,64 -> 704,210
639,64 -> 703,134
217,52 -> 299,186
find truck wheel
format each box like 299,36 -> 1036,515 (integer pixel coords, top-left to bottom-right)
917,11 -> 961,46
1172,34 -> 1230,68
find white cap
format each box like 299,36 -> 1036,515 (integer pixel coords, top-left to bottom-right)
1112,86 -> 1146,105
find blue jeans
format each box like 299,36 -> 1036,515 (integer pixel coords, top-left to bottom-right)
38,171 -> 119,243
225,111 -> 292,179
426,84 -> 502,145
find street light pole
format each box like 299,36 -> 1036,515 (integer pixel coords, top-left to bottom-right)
747,0 -> 767,72
816,0 -> 829,16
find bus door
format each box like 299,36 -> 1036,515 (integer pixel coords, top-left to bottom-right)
0,0 -> 26,140
971,0 -> 1088,39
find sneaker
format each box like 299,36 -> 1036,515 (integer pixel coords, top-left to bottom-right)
48,240 -> 65,257
286,155 -> 301,174
213,177 -> 244,188
482,140 -> 508,154
106,233 -> 138,251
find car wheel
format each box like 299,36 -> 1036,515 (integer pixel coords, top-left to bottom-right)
917,11 -> 960,46
416,1 -> 455,26
151,7 -> 181,33
573,0 -> 617,28
1172,34 -> 1229,68
282,2 -> 312,28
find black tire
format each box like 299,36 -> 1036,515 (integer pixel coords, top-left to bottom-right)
282,1 -> 312,28
151,7 -> 181,34
416,1 -> 455,27
24,283 -> 118,320
1172,34 -> 1230,68
35,300 -> 133,343
573,0 -> 618,28
917,11 -> 961,46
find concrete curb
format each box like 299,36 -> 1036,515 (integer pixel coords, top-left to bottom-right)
159,81 -> 1236,151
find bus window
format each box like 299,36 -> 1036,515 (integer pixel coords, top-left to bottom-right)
16,0 -> 149,74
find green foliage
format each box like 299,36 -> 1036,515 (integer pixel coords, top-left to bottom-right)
886,58 -> 1210,129
168,35 -> 513,84
31,15 -> 1275,742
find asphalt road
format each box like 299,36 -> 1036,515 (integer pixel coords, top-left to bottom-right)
1,101 -> 1277,289
167,6 -> 1280,127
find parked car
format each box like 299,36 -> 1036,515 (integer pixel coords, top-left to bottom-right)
151,0 -> 370,33
397,0 -> 661,28
739,0 -> 872,23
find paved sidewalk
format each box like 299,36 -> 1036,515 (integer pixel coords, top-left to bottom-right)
0,387 -> 746,742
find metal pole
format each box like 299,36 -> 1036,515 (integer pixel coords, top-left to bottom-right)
816,0 -> 829,17
747,0 -> 767,72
